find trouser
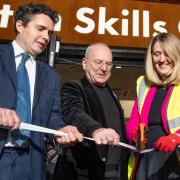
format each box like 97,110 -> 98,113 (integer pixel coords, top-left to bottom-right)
53,158 -> 121,180
0,147 -> 30,180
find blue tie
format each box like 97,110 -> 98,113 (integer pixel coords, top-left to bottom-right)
12,52 -> 31,146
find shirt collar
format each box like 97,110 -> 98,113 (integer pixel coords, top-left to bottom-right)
12,40 -> 35,62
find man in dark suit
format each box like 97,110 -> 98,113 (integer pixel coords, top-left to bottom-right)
54,42 -> 128,180
0,3 -> 83,180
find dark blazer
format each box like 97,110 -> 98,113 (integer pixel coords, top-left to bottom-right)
0,43 -> 65,180
54,77 -> 128,180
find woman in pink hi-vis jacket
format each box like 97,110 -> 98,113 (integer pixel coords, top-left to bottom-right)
126,33 -> 180,180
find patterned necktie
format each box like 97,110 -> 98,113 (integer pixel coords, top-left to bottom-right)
12,52 -> 31,146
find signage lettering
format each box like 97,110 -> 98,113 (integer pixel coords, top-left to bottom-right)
0,1 -> 179,48
74,7 -> 170,38
0,4 -> 13,28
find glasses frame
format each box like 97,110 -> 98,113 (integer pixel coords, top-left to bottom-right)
84,58 -> 113,70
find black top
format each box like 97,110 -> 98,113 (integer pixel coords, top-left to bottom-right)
93,85 -> 121,169
58,77 -> 128,180
146,87 -> 168,148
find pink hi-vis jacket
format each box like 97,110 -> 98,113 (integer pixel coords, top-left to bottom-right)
126,76 -> 180,144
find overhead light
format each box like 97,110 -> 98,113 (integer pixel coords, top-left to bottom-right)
115,65 -> 122,69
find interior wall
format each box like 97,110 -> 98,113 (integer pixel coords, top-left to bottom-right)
55,63 -> 145,119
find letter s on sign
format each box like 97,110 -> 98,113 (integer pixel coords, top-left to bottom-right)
74,7 -> 95,34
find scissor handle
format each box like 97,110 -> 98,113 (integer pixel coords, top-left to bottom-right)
139,123 -> 145,150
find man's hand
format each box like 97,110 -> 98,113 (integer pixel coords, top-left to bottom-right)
92,128 -> 120,146
55,125 -> 83,145
0,108 -> 20,130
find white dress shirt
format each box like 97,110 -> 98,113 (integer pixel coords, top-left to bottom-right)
5,41 -> 36,147
12,40 -> 36,112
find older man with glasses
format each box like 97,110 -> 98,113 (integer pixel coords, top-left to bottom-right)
53,42 -> 128,180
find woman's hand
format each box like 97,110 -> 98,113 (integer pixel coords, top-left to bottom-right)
154,133 -> 180,152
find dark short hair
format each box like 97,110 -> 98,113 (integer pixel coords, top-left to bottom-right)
14,3 -> 59,34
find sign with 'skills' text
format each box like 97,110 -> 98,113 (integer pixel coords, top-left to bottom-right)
0,0 -> 179,48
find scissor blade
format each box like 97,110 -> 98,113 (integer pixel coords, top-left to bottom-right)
118,142 -> 138,151
84,137 -> 138,151
140,145 -> 180,154
140,148 -> 154,154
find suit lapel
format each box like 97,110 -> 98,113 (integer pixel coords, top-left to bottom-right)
0,44 -> 17,90
32,62 -> 47,114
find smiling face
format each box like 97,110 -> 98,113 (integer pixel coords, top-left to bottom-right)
152,42 -> 174,82
15,14 -> 54,56
82,43 -> 113,87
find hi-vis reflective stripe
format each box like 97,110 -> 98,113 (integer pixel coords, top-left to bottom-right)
137,77 -> 149,113
137,78 -> 145,112
167,83 -> 180,133
137,76 -> 180,134
169,117 -> 180,133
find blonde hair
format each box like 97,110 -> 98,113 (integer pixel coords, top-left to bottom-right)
145,33 -> 180,85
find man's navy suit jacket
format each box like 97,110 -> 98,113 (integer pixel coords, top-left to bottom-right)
0,43 -> 65,180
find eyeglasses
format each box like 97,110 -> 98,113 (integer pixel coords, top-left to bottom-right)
84,58 -> 113,69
